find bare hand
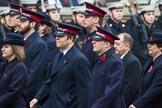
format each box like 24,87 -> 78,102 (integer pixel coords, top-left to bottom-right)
129,104 -> 136,108
30,98 -> 38,108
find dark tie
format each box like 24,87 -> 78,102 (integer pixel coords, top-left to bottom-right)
58,52 -> 63,61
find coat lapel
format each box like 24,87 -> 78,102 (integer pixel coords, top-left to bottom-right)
25,32 -> 39,49
51,46 -> 77,78
122,51 -> 132,63
143,57 -> 153,75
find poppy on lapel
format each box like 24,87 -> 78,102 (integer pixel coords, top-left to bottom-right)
100,54 -> 107,61
148,66 -> 153,72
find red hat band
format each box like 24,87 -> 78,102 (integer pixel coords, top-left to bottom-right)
21,12 -> 41,22
58,28 -> 78,35
96,32 -> 114,43
86,8 -> 104,17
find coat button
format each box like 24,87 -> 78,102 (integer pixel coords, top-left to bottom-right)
4,74 -> 7,77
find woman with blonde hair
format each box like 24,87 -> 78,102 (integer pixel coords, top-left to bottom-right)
0,32 -> 28,108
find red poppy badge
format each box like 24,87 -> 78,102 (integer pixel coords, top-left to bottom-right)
148,66 -> 153,72
100,54 -> 107,61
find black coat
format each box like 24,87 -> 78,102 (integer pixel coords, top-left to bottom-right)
35,46 -> 91,108
122,51 -> 142,107
104,18 -> 127,35
81,31 -> 96,69
88,48 -> 125,108
126,16 -> 151,67
24,32 -> 48,103
41,34 -> 60,63
133,55 -> 162,108
41,34 -> 60,79
0,58 -> 27,108
153,15 -> 162,31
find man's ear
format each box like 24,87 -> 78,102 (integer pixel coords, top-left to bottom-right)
140,14 -> 144,20
30,21 -> 36,27
93,16 -> 99,23
105,41 -> 111,48
125,43 -> 129,49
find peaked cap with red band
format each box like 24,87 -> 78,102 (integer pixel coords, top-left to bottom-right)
19,8 -> 45,22
92,26 -> 119,43
84,2 -> 107,17
9,3 -> 21,15
56,23 -> 81,36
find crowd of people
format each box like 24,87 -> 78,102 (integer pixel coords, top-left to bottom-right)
1,0 -> 162,108
0,0 -> 112,7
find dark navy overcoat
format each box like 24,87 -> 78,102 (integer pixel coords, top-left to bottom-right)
0,58 -> 27,108
88,48 -> 125,108
35,46 -> 91,108
24,32 -> 48,103
133,55 -> 162,108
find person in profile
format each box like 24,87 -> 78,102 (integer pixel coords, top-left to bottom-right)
0,33 -> 28,108
129,32 -> 162,108
88,27 -> 125,108
30,23 -> 91,108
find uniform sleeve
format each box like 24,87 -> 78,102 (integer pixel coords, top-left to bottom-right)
74,57 -> 91,108
27,42 -> 48,100
28,43 -> 48,84
35,79 -> 51,105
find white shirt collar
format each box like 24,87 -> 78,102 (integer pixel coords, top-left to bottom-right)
120,50 -> 129,59
62,46 -> 72,56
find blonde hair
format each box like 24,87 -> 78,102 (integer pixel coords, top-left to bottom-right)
11,45 -> 25,61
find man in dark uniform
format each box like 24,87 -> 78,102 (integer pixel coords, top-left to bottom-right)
45,1 -> 63,23
70,6 -> 89,50
81,2 -> 107,69
88,26 -> 125,108
104,1 -> 126,35
30,23 -> 91,108
128,5 -> 155,67
17,8 -> 48,106
0,7 -> 9,35
126,0 -> 148,28
3,3 -> 21,33
0,8 -> 10,34
114,33 -> 142,107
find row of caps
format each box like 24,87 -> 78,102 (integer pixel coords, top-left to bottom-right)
0,0 -> 160,16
